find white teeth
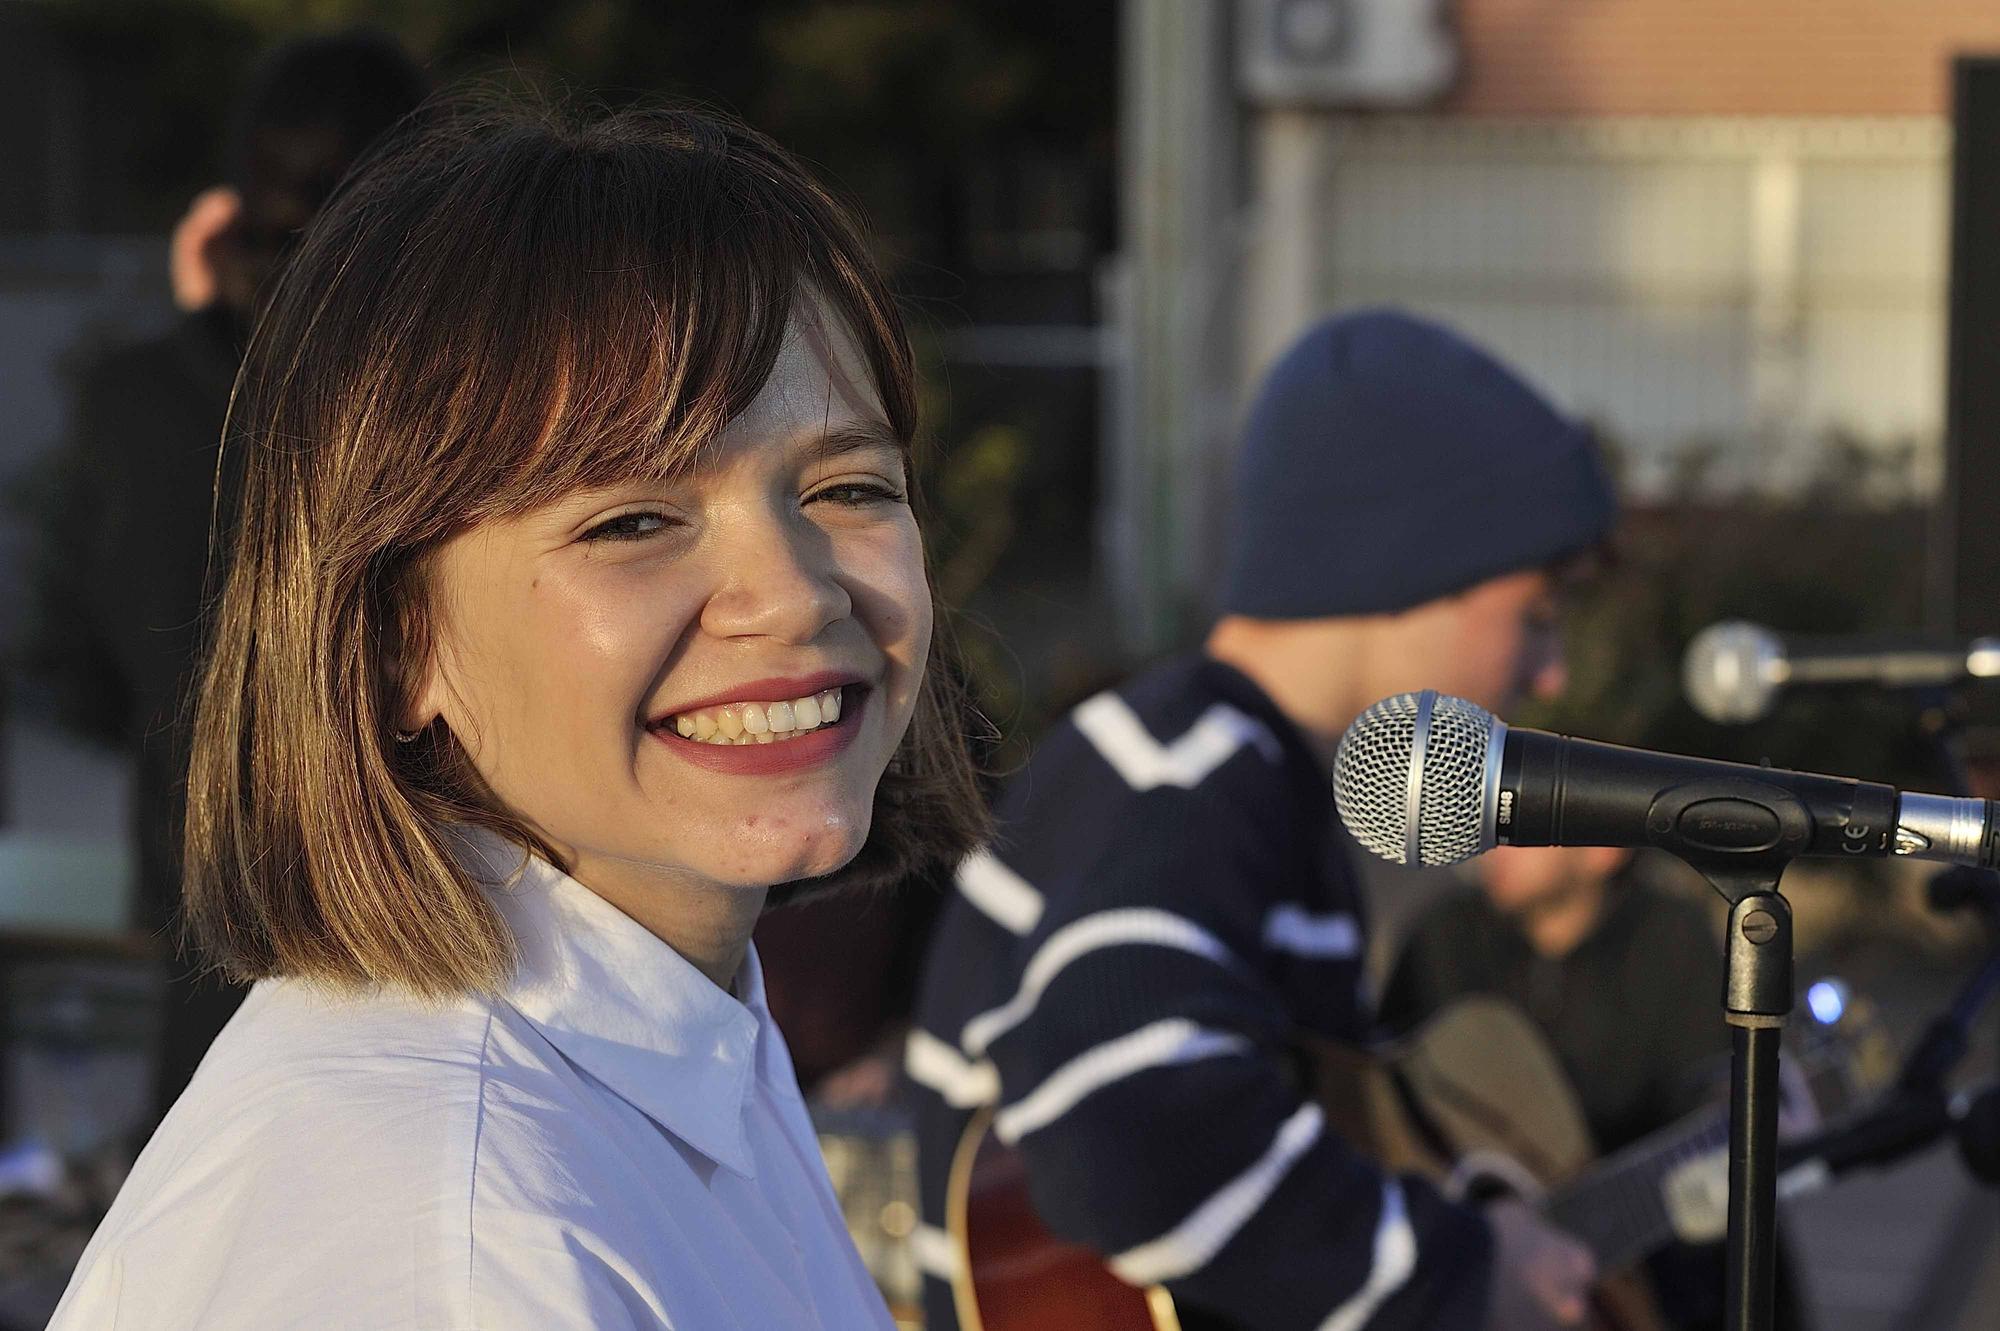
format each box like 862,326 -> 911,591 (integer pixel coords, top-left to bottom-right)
661,686 -> 850,746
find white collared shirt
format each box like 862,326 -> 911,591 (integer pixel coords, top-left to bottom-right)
49,836 -> 896,1330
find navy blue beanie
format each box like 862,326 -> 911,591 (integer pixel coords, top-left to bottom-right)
1219,308 -> 1617,619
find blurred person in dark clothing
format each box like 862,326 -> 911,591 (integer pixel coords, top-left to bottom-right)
28,30 -> 427,1118
1382,845 -> 1808,1331
1382,846 -> 1726,1154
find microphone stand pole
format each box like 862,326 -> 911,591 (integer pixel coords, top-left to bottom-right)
1712,870 -> 1792,1331
1649,781 -> 1809,1331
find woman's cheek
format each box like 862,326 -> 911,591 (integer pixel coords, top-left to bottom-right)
878,530 -> 933,665
843,525 -> 930,732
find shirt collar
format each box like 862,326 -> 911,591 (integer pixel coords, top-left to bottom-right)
453,827 -> 769,1178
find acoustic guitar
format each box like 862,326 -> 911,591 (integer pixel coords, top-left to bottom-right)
947,994 -> 1879,1331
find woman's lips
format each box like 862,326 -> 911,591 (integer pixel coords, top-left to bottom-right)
647,687 -> 866,775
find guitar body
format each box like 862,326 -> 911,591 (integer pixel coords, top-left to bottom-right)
948,1103 -> 1178,1331
949,997 -> 1668,1331
1304,995 -> 1594,1186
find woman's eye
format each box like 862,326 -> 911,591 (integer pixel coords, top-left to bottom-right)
809,481 -> 907,508
580,511 -> 674,543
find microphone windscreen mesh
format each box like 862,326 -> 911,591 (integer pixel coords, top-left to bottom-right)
1682,621 -> 1782,724
1335,692 -> 1496,866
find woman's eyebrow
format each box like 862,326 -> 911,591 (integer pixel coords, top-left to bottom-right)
806,421 -> 907,463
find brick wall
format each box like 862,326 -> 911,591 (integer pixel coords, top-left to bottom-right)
1448,0 -> 2000,116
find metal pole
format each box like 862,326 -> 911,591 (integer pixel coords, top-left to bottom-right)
1111,0 -> 1238,655
1722,891 -> 1792,1331
1726,1023 -> 1781,1330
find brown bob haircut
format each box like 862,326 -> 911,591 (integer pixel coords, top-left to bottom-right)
184,97 -> 989,997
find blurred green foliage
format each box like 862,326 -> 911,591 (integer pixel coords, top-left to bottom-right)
909,344 -> 1029,759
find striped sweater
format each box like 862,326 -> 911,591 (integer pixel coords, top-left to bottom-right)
905,655 -> 1491,1330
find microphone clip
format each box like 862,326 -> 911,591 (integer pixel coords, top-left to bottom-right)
1638,777 -> 1822,1023
1643,777 -> 1814,898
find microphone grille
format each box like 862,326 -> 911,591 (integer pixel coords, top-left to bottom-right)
1335,691 -> 1498,867
1682,621 -> 1783,724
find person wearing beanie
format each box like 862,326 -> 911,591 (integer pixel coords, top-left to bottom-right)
905,308 -> 1616,1331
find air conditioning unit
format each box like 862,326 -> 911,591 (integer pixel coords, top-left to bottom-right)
1236,0 -> 1457,107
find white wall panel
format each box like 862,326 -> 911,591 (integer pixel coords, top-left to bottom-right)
1275,118 -> 1949,498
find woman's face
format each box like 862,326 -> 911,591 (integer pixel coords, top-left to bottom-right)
412,307 -> 930,909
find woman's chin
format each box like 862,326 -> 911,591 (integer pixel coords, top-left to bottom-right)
704,829 -> 869,891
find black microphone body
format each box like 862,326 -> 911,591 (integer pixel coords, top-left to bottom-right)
1776,638 -> 1986,687
1501,729 -> 1893,866
1498,726 -> 2000,872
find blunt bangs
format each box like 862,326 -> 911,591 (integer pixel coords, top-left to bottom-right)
183,98 -> 984,997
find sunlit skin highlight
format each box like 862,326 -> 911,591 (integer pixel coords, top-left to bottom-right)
409,305 -> 931,990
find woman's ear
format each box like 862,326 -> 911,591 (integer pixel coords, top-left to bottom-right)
396,664 -> 447,736
383,594 -> 447,736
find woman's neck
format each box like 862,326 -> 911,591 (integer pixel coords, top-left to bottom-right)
567,847 -> 769,992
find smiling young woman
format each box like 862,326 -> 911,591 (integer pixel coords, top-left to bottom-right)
49,98 -> 988,1331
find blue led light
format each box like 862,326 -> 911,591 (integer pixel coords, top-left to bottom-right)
1807,979 -> 1847,1026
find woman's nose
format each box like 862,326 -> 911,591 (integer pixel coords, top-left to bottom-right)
699,511 -> 851,644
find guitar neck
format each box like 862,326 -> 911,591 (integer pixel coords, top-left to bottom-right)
1543,1104 -> 1730,1272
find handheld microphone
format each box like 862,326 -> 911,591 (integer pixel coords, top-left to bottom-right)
1681,621 -> 2000,724
1333,690 -> 2000,872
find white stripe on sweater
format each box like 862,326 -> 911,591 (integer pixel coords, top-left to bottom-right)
1107,1102 -> 1325,1285
1262,904 -> 1361,959
959,909 -> 1238,1058
903,1028 -> 999,1108
1073,694 -> 1279,792
911,1223 -> 961,1280
1317,1180 -> 1417,1331
955,848 -> 1045,935
994,1019 -> 1252,1144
